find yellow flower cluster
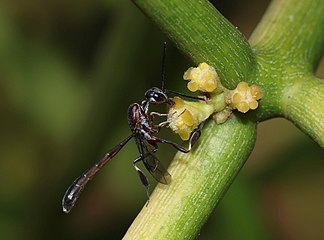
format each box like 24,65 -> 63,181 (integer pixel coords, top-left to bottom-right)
230,82 -> 262,113
183,62 -> 220,92
167,62 -> 263,141
168,97 -> 214,140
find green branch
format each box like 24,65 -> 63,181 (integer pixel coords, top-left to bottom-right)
249,0 -> 324,145
124,0 -> 324,238
282,76 -> 324,147
132,0 -> 256,88
250,0 -> 324,70
124,117 -> 256,239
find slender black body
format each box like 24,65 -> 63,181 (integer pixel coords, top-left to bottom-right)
61,135 -> 132,213
62,43 -> 203,213
62,87 -> 202,213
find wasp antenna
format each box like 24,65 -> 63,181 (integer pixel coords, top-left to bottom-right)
165,89 -> 207,102
161,41 -> 167,92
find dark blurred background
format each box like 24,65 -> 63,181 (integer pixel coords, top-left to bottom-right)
0,0 -> 323,239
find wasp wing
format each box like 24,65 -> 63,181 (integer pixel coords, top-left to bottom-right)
142,147 -> 171,185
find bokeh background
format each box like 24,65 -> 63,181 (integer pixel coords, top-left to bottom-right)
0,0 -> 323,239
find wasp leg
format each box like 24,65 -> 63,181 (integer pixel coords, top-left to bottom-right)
150,112 -> 168,118
133,156 -> 150,201
152,121 -> 205,153
187,121 -> 205,150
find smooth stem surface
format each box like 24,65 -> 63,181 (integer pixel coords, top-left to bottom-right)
125,0 -> 324,238
250,0 -> 324,70
249,0 -> 324,145
132,0 -> 256,89
124,117 -> 256,239
282,76 -> 324,147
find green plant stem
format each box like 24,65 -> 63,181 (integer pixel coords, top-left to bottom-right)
123,116 -> 256,239
249,0 -> 324,70
125,0 -> 324,238
283,76 -> 324,147
249,0 -> 324,146
132,0 -> 256,89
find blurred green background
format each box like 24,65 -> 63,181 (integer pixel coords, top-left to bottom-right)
0,0 -> 323,239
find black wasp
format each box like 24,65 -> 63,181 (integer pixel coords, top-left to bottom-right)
62,44 -> 203,213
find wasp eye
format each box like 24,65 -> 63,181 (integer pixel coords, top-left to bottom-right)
145,87 -> 168,103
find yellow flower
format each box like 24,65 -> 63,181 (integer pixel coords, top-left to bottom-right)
230,82 -> 262,113
168,63 -> 263,140
183,62 -> 219,92
168,97 -> 214,140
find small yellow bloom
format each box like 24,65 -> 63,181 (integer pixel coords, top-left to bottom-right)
183,62 -> 219,92
168,63 -> 263,140
230,82 -> 262,113
168,97 -> 214,140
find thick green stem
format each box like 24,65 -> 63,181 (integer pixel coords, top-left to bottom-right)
132,0 -> 256,88
282,76 -> 324,147
249,0 -> 324,145
250,0 -> 324,70
124,116 -> 256,239
125,0 -> 324,238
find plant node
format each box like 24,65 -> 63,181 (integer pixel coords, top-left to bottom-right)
168,63 -> 263,140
